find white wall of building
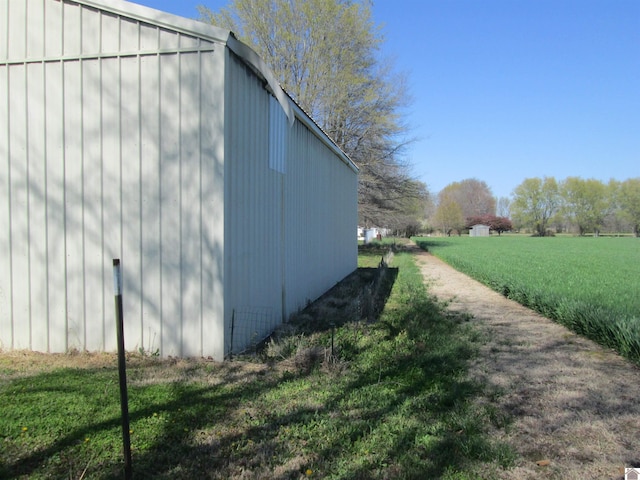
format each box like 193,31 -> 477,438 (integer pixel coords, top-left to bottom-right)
0,0 -> 358,360
0,0 -> 226,357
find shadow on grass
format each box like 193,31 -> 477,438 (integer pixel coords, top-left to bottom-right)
414,238 -> 454,251
0,251 -> 514,479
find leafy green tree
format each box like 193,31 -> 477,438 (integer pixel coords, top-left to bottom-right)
199,0 -> 414,228
560,177 -> 610,236
617,178 -> 640,236
511,177 -> 560,236
433,189 -> 465,236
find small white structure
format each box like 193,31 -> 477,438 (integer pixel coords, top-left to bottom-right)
469,224 -> 490,237
0,0 -> 358,360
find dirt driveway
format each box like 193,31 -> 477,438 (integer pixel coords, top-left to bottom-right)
414,248 -> 640,480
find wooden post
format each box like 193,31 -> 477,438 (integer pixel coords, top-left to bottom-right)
113,259 -> 132,480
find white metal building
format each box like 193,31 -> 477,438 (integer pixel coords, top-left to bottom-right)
469,224 -> 490,237
0,0 -> 358,360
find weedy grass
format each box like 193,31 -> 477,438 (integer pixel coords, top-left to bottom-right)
0,245 -> 515,479
414,235 -> 640,364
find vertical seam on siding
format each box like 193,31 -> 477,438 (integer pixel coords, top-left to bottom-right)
118,11 -> 124,299
40,0 -> 47,352
60,2 -> 69,352
6,59 -> 14,349
99,10 -> 106,350
198,50 -> 203,356
43,60 -> 50,352
80,57 -> 87,350
178,51 -> 183,357
4,0 -> 9,61
24,1 -> 31,342
62,57 -> 69,352
137,22 -> 144,349
157,32 -> 163,356
79,4 -> 87,351
26,61 -> 33,350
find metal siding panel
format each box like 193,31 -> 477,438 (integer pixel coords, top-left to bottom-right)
11,64 -> 47,351
120,55 -> 143,351
285,123 -> 311,312
81,4 -> 101,56
159,28 -> 179,50
178,32 -> 200,49
45,0 -> 63,58
8,65 -> 30,349
120,15 -> 139,52
225,54 -> 282,354
139,22 -> 159,51
101,11 -> 120,53
82,58 -> 105,351
1,1 -> 231,359
159,53 -> 181,356
101,56 -> 121,352
6,0 -> 26,61
201,47 -> 225,360
45,61 -> 67,352
64,59 -> 85,350
180,52 -> 203,357
0,1 -> 7,60
26,0 -> 45,59
140,54 -> 162,353
0,64 -> 10,348
268,97 -> 287,174
283,120 -> 357,317
63,0 -> 81,58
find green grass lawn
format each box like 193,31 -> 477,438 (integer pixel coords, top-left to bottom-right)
0,245 -> 515,479
414,235 -> 640,363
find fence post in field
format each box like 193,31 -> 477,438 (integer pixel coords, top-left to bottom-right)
113,259 -> 132,480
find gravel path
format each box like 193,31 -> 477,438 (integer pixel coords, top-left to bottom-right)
414,247 -> 640,480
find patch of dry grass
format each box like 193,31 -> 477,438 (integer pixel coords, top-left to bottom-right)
417,248 -> 640,479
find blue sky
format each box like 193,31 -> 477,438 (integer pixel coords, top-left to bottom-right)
133,0 -> 639,200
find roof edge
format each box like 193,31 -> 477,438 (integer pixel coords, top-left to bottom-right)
76,0 -> 355,172
78,0 -> 296,124
78,0 -> 232,44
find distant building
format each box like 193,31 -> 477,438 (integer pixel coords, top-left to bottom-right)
469,224 -> 490,237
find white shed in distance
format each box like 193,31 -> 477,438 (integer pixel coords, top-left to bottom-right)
0,0 -> 358,361
469,224 -> 490,237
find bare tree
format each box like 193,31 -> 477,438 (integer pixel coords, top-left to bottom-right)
200,0 -> 417,228
496,196 -> 511,218
199,0 -> 420,226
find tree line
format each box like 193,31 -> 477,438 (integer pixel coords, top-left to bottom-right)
430,178 -> 504,236
510,176 -> 640,237
429,176 -> 640,237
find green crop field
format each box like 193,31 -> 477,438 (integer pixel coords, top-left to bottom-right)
414,235 -> 640,363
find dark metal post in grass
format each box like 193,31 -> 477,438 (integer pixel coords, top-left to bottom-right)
113,259 -> 132,480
